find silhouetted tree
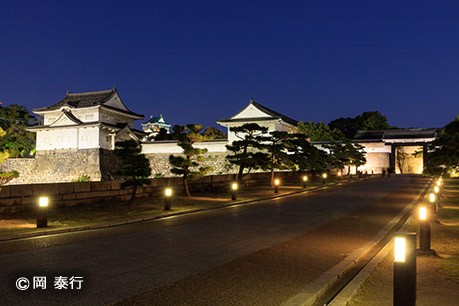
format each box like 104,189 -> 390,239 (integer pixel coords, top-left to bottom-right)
285,133 -> 328,175
298,121 -> 344,141
203,127 -> 227,139
424,116 -> 459,177
226,123 -> 269,181
113,139 -> 152,205
262,131 -> 294,186
329,111 -> 393,139
169,124 -> 213,197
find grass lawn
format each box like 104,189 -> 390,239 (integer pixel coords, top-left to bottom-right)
0,176 -> 361,238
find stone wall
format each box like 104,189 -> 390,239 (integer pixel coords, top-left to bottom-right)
146,152 -> 234,177
1,149 -> 104,184
0,172 -> 274,214
0,149 -> 234,185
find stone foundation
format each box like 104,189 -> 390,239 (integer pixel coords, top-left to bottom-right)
145,152 -> 234,177
1,149 -> 104,184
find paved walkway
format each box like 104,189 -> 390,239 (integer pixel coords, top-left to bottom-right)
0,176 -> 427,305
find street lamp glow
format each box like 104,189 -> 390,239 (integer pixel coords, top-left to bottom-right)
434,186 -> 439,193
429,193 -> 435,203
303,176 -> 308,182
419,206 -> 427,221
39,197 -> 49,207
165,188 -> 172,197
322,173 -> 327,179
436,180 -> 441,187
394,237 -> 406,262
274,179 -> 280,186
232,183 -> 238,190
337,171 -> 342,177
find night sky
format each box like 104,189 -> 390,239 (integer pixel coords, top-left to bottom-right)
1,1 -> 458,131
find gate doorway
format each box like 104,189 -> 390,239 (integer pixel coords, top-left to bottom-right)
395,145 -> 424,174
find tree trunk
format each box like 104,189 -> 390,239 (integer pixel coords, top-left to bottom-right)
183,177 -> 191,197
237,165 -> 244,182
237,145 -> 248,182
128,184 -> 137,205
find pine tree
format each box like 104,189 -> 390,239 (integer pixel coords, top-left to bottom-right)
169,124 -> 213,197
0,127 -> 19,187
226,123 -> 269,181
113,139 -> 152,205
286,133 -> 328,175
262,131 -> 293,186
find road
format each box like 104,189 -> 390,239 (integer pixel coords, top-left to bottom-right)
0,175 -> 427,305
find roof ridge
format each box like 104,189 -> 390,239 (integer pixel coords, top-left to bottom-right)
67,89 -> 114,96
251,100 -> 298,125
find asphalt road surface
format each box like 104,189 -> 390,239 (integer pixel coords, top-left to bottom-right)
0,175 -> 428,305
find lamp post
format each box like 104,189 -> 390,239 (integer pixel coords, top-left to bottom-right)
419,206 -> 431,252
274,179 -> 280,193
302,175 -> 308,188
393,232 -> 417,306
37,197 -> 49,228
164,188 -> 172,211
231,182 -> 238,200
322,173 -> 327,184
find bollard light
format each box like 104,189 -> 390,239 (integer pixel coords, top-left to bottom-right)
164,188 -> 172,211
302,175 -> 308,188
434,186 -> 439,194
419,206 -> 427,221
393,232 -> 417,306
37,197 -> 49,228
394,237 -> 406,262
274,179 -> 280,193
337,171 -> 342,181
429,193 -> 435,203
419,206 -> 431,252
436,180 -> 441,187
322,173 -> 327,184
231,182 -> 238,200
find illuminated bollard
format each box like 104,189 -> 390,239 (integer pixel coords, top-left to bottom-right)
37,197 -> 49,228
337,171 -> 342,181
231,182 -> 238,201
393,232 -> 417,306
429,193 -> 438,221
164,188 -> 172,211
302,175 -> 308,188
419,206 -> 431,252
274,179 -> 280,193
322,173 -> 327,184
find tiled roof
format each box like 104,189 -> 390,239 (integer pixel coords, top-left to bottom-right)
217,99 -> 299,126
353,128 -> 439,141
250,100 -> 299,126
35,89 -> 115,111
34,88 -> 143,118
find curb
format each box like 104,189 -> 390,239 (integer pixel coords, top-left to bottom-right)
282,179 -> 431,306
328,210 -> 417,306
0,178 -> 370,242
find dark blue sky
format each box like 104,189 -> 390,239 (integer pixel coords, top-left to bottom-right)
1,1 -> 458,131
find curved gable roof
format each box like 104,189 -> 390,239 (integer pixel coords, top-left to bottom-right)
34,88 -> 143,118
217,98 -> 298,126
